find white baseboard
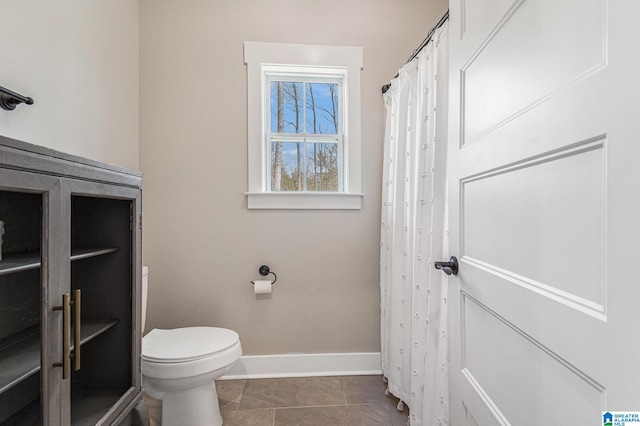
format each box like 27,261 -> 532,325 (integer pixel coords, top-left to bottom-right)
220,352 -> 382,380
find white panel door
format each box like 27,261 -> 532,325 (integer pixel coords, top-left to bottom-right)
447,0 -> 640,424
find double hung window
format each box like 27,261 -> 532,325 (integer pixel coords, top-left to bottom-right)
266,69 -> 344,192
245,42 -> 363,209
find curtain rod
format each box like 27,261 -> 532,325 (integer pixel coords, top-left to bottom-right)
381,10 -> 449,94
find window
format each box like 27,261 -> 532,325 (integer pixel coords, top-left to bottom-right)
267,70 -> 343,192
244,42 -> 363,209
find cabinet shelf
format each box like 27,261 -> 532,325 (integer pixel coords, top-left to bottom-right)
1,387 -> 126,426
0,248 -> 119,276
71,388 -> 126,426
70,248 -> 120,262
0,250 -> 41,276
0,328 -> 40,394
0,319 -> 119,395
71,319 -> 120,351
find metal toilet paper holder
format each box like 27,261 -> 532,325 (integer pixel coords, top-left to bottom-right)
251,265 -> 277,286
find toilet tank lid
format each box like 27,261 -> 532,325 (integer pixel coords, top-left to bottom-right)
142,327 -> 240,362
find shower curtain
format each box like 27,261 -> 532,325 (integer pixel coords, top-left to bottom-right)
380,21 -> 449,426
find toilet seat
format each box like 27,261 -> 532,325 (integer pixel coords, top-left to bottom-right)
142,327 -> 239,363
142,327 -> 242,380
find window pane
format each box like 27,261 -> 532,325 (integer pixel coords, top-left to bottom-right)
270,82 -> 303,133
305,142 -> 339,191
305,83 -> 339,134
271,141 -> 304,191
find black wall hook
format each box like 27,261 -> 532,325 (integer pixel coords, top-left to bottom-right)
251,265 -> 277,285
0,86 -> 34,111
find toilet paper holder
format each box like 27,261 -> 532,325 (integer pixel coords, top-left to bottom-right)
251,265 -> 277,285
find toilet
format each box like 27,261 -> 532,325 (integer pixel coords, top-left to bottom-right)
141,267 -> 242,426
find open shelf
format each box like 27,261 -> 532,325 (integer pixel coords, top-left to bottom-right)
0,319 -> 119,396
0,248 -> 119,276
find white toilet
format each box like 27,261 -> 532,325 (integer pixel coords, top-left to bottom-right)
141,267 -> 242,426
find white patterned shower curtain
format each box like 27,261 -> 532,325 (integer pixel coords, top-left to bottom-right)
380,21 -> 450,426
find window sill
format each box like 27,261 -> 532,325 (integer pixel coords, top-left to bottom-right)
246,192 -> 364,210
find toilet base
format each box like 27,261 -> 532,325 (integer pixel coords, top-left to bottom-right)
144,381 -> 223,426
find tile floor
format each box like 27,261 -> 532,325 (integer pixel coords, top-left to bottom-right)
216,375 -> 409,426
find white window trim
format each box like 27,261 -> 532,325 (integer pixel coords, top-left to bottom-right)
244,41 -> 364,210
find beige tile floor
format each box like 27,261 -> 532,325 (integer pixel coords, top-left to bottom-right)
216,375 -> 409,426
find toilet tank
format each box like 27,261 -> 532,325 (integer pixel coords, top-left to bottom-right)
142,266 -> 149,334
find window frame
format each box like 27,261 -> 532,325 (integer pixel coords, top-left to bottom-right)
244,42 -> 363,209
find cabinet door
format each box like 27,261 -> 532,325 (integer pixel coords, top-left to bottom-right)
0,168 -> 64,426
60,179 -> 142,426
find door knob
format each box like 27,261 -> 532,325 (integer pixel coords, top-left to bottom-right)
434,256 -> 458,276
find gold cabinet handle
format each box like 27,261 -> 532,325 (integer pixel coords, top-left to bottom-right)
72,289 -> 81,371
53,294 -> 71,379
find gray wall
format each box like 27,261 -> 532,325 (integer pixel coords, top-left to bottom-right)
0,1 -> 139,170
139,0 -> 448,355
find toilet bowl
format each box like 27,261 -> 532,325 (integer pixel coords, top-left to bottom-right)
141,267 -> 242,426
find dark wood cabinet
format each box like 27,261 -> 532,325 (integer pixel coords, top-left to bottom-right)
0,137 -> 143,425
